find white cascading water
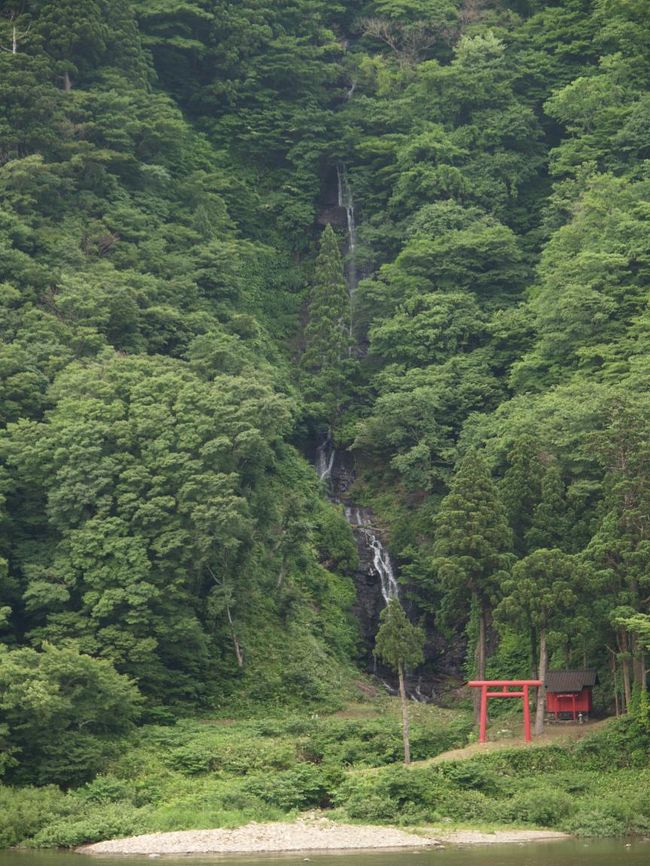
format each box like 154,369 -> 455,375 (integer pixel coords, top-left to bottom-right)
317,165 -> 401,610
344,507 -> 400,604
336,163 -> 358,297
314,450 -> 428,698
316,431 -> 336,484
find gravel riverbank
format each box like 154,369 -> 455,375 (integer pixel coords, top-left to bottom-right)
78,818 -> 569,855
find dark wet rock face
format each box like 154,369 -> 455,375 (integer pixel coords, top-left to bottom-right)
314,436 -> 395,652
314,436 -> 437,699
313,433 -> 466,699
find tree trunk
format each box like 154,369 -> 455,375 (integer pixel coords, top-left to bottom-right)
225,603 -> 244,668
640,650 -> 648,692
535,627 -> 547,736
63,70 -> 72,92
530,625 -> 538,709
530,624 -> 538,677
619,628 -> 632,711
473,601 -> 488,724
631,634 -> 647,690
398,662 -> 410,765
610,650 -> 620,716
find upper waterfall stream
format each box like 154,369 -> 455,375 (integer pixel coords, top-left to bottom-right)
336,163 -> 358,297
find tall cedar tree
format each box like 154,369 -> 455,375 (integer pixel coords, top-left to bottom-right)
432,450 -> 512,721
374,599 -> 425,765
497,549 -> 577,735
302,224 -> 350,423
526,460 -> 570,552
499,435 -> 544,556
586,404 -> 650,704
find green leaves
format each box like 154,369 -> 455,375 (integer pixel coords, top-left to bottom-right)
0,643 -> 142,786
497,548 -> 577,632
432,450 -> 512,602
374,599 -> 424,671
3,352 -> 296,696
302,225 -> 353,425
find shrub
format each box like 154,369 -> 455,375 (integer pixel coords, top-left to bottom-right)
334,767 -> 450,824
165,734 -> 295,775
75,775 -> 134,805
481,745 -> 573,775
29,804 -> 151,848
571,717 -> 650,770
564,805 -> 628,838
505,787 -> 576,827
409,717 -> 473,761
302,719 -> 402,767
434,788 -> 502,822
0,786 -> 67,848
244,764 -> 341,811
439,761 -> 502,794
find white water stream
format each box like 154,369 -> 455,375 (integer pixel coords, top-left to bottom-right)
344,506 -> 400,605
315,432 -> 400,607
316,165 -> 399,619
336,163 -> 358,297
316,432 -> 336,484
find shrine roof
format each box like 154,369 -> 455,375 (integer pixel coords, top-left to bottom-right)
545,670 -> 598,693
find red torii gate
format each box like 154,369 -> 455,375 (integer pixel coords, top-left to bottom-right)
468,680 -> 542,743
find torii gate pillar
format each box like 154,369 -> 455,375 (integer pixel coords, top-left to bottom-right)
468,680 -> 542,743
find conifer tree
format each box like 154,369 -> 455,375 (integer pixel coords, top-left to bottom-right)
586,403 -> 650,704
497,548 -> 577,735
499,435 -> 543,556
526,459 -> 570,552
374,599 -> 425,765
432,450 -> 512,720
302,224 -> 351,423
34,0 -> 109,90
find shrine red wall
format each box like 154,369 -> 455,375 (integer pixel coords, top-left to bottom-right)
547,688 -> 592,713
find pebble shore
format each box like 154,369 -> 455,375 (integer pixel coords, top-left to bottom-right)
78,817 -> 569,855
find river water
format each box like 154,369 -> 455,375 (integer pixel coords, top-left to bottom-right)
2,841 -> 649,866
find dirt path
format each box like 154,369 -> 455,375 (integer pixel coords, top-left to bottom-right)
410,718 -> 613,768
78,819 -> 569,856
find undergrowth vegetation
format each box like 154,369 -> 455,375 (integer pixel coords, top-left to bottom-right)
0,701 -> 471,848
2,704 -> 649,848
334,715 -> 650,838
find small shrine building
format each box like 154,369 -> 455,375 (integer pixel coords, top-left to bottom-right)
545,669 -> 598,720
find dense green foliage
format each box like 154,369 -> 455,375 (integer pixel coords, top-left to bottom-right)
374,599 -> 425,673
0,703 -> 472,847
374,599 -> 425,763
0,644 -> 141,787
0,0 -> 648,812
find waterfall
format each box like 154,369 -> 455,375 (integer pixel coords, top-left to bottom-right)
314,436 -> 399,606
316,431 -> 336,485
312,440 -> 432,700
344,507 -> 400,605
336,163 -> 358,296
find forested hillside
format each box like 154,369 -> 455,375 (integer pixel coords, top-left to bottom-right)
0,0 -> 649,792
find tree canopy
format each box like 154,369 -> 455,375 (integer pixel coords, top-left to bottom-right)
0,0 -> 648,785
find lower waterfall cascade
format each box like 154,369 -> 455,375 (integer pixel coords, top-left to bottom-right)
313,433 -> 432,701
